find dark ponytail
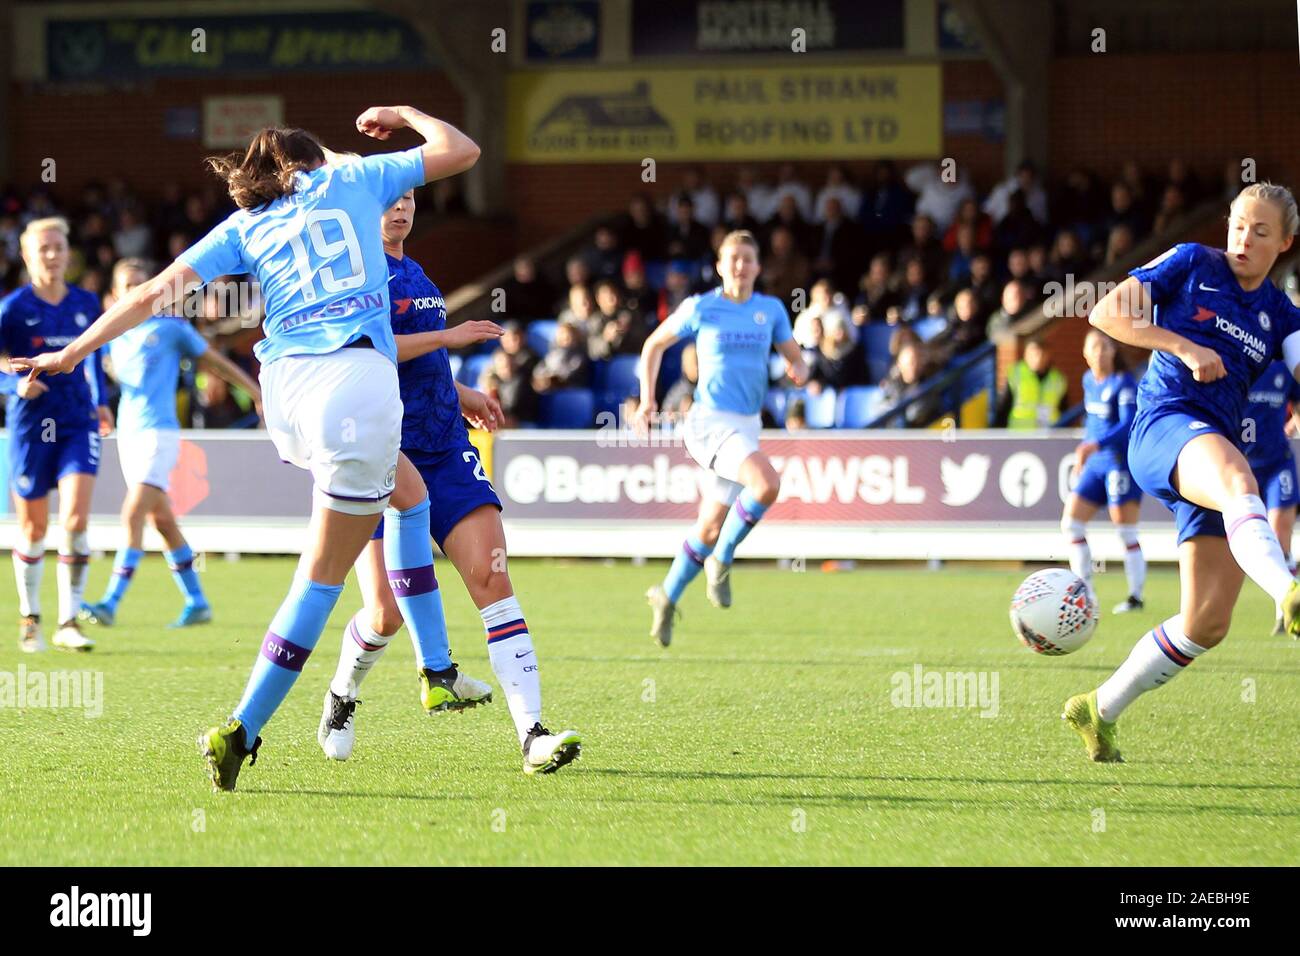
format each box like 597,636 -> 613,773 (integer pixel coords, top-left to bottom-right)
205,127 -> 327,211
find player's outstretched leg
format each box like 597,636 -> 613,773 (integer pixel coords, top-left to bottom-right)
1064,536 -> 1239,762
708,453 -> 781,609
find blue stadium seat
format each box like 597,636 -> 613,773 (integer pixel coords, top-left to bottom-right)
458,353 -> 493,387
764,387 -> 792,424
803,388 -> 838,428
837,386 -> 887,428
657,339 -> 687,399
593,355 -> 641,420
448,354 -> 462,382
527,319 -> 558,357
769,352 -> 786,382
538,388 -> 596,428
862,324 -> 895,383
912,316 -> 947,341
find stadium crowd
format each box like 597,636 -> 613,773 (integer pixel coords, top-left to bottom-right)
0,157 -> 1238,430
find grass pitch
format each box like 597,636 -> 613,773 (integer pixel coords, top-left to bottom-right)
1,555 -> 1296,866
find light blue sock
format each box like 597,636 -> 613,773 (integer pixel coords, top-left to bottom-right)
233,574 -> 342,741
714,490 -> 769,566
101,547 -> 143,609
663,533 -> 712,603
383,496 -> 453,672
166,543 -> 208,608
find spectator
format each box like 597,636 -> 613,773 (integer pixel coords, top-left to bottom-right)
881,342 -> 942,428
721,191 -> 761,234
112,206 -> 152,259
661,342 -> 698,419
943,197 -> 993,253
899,213 -> 945,284
1119,159 -> 1156,226
1152,183 -> 1187,235
1049,228 -> 1092,280
736,166 -> 775,222
763,225 -> 811,308
674,167 -> 719,228
770,163 -> 813,222
583,225 -> 622,280
1104,223 -> 1136,266
945,221 -> 980,286
482,343 -> 539,427
851,252 -> 897,326
562,255 -> 592,299
620,252 -> 655,323
619,194 -> 666,260
1105,182 -> 1146,241
657,261 -> 694,323
664,195 -> 710,262
587,279 -> 647,360
889,257 -> 932,325
533,321 -> 591,392
813,196 -> 866,296
1055,167 -> 1105,247
784,397 -> 809,430
985,278 -> 1036,341
814,164 -> 862,222
558,283 -> 596,327
765,192 -> 817,259
996,336 -> 1068,429
905,162 -> 974,232
993,190 -> 1043,255
965,252 -> 1001,319
983,159 -> 1049,225
859,159 -> 914,252
930,288 -> 988,360
793,279 -> 852,349
1165,158 -> 1202,206
499,320 -> 539,374
807,319 -> 867,394
503,256 -> 557,321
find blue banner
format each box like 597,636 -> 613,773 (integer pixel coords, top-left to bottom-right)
46,11 -> 430,82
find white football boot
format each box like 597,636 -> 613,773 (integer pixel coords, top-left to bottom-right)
522,723 -> 582,775
52,620 -> 94,651
704,557 -> 732,608
318,688 -> 359,761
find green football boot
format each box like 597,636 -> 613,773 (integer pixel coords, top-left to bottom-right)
419,665 -> 492,714
1282,580 -> 1300,640
1062,690 -> 1122,763
198,719 -> 262,792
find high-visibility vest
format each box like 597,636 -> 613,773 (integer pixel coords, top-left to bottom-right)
1007,362 -> 1067,430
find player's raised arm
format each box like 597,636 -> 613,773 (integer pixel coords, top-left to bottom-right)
1089,275 -> 1225,383
12,259 -> 200,380
393,320 -> 504,362
355,106 -> 480,183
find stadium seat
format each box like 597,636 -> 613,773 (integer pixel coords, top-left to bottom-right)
604,355 -> 640,399
448,354 -> 462,382
803,388 -> 838,428
657,339 -> 686,400
764,387 -> 791,424
458,353 -> 493,388
862,324 -> 895,383
837,386 -> 887,428
538,388 -> 596,428
768,352 -> 787,382
527,319 -> 558,357
912,317 -> 947,341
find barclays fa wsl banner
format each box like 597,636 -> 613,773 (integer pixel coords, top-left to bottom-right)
491,431 -> 1182,525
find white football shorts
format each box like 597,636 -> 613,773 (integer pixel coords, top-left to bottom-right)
260,347 -> 401,515
681,405 -> 762,505
117,428 -> 181,492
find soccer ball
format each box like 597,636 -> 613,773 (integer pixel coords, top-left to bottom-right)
1009,568 -> 1098,656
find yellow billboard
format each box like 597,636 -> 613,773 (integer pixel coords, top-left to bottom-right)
507,63 -> 942,163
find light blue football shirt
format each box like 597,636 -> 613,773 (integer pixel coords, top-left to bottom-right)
109,316 -> 209,433
665,287 -> 793,416
179,147 -> 426,366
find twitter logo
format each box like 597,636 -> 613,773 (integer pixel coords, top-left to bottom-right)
940,454 -> 991,506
